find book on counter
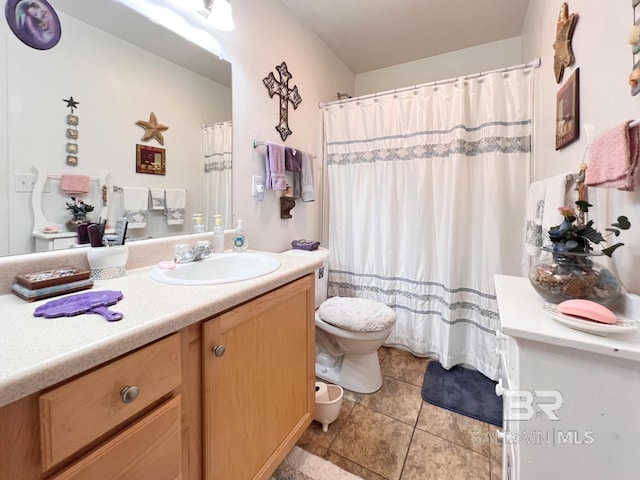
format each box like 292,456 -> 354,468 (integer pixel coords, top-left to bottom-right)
12,278 -> 94,302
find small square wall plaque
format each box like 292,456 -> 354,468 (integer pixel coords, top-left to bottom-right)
136,144 -> 166,175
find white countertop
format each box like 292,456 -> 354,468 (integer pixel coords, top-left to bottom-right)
0,251 -> 320,408
494,275 -> 640,362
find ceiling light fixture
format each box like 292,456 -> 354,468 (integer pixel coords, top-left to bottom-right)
200,0 -> 235,32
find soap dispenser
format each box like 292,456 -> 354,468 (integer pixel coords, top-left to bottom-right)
193,214 -> 205,233
233,219 -> 248,252
213,214 -> 224,253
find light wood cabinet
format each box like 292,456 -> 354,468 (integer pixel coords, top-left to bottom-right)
39,333 -> 182,469
203,275 -> 315,480
48,396 -> 182,480
0,275 -> 314,480
0,334 -> 189,480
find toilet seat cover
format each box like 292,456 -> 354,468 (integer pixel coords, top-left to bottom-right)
318,297 -> 397,332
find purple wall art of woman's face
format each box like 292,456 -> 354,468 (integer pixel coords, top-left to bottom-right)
5,0 -> 61,50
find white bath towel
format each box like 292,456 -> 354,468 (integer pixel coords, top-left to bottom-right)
149,187 -> 165,210
524,179 -> 546,257
300,151 -> 315,202
122,187 -> 149,229
165,188 -> 187,225
524,173 -> 572,257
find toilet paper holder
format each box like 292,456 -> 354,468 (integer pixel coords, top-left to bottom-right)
314,381 -> 344,432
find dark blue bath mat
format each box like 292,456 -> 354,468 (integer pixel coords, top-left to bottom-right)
421,361 -> 502,427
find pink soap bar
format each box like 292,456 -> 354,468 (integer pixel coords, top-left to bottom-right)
157,260 -> 176,270
558,299 -> 617,324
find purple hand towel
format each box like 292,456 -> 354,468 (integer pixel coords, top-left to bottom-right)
284,147 -> 302,172
291,239 -> 320,251
266,142 -> 287,190
285,147 -> 302,198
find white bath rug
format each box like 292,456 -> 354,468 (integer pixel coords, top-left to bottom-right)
271,446 -> 363,480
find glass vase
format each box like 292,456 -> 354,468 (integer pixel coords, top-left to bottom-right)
65,213 -> 89,232
529,249 -> 621,305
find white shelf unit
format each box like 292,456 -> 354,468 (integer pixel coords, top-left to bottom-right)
494,275 -> 640,480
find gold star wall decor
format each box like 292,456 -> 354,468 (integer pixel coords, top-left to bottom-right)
553,2 -> 578,84
135,112 -> 169,145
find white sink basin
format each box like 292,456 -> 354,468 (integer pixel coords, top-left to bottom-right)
149,252 -> 281,285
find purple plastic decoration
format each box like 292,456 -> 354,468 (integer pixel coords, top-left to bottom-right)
34,290 -> 124,322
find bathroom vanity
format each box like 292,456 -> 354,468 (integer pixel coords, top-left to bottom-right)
0,240 -> 318,480
494,275 -> 640,480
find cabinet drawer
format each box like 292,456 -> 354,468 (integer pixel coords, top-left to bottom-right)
49,395 -> 182,480
40,333 -> 181,469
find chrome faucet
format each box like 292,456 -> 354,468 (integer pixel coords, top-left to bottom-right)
174,240 -> 212,264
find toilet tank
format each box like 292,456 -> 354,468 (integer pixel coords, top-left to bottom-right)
281,247 -> 330,308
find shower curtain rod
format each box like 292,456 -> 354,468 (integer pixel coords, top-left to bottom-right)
318,58 -> 541,108
201,121 -> 232,128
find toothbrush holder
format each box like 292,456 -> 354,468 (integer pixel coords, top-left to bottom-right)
87,245 -> 129,280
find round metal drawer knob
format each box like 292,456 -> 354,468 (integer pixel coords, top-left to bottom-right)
120,385 -> 140,404
213,344 -> 226,357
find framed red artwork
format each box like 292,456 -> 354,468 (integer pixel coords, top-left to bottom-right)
136,144 -> 165,175
555,68 -> 580,150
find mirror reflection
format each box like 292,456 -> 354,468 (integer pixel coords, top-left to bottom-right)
0,0 -> 232,257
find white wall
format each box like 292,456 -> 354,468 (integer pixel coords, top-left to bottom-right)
1,11 -> 231,254
522,0 -> 640,294
522,0 -> 638,179
354,37 -> 522,96
217,0 -> 355,253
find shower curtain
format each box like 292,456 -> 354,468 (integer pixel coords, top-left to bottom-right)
323,68 -> 533,380
203,121 -> 232,228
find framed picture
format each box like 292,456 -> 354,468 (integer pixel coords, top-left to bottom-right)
4,0 -> 61,50
136,144 -> 166,175
555,68 -> 580,150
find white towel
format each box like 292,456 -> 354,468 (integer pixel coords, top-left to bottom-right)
165,188 -> 187,225
524,173 -> 572,257
149,187 -> 165,210
524,179 -> 546,256
122,187 -> 149,229
300,152 -> 314,202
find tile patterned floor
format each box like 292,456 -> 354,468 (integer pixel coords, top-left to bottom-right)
297,347 -> 503,480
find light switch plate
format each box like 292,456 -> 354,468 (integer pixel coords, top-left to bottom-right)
252,175 -> 264,197
14,174 -> 50,193
15,174 -> 36,192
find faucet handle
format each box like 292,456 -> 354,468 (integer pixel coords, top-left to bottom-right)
196,240 -> 211,259
174,243 -> 195,263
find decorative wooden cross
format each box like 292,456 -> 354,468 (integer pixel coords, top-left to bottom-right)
263,62 -> 302,141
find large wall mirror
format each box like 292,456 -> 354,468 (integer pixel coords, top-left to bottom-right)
0,0 -> 232,257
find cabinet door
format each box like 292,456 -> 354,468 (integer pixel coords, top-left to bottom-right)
40,334 -> 181,469
49,396 -> 182,480
203,275 -> 314,480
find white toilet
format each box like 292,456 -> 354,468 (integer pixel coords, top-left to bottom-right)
283,248 -> 396,393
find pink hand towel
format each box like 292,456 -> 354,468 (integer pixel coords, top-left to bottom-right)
61,174 -> 90,194
585,121 -> 639,191
266,142 -> 287,190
